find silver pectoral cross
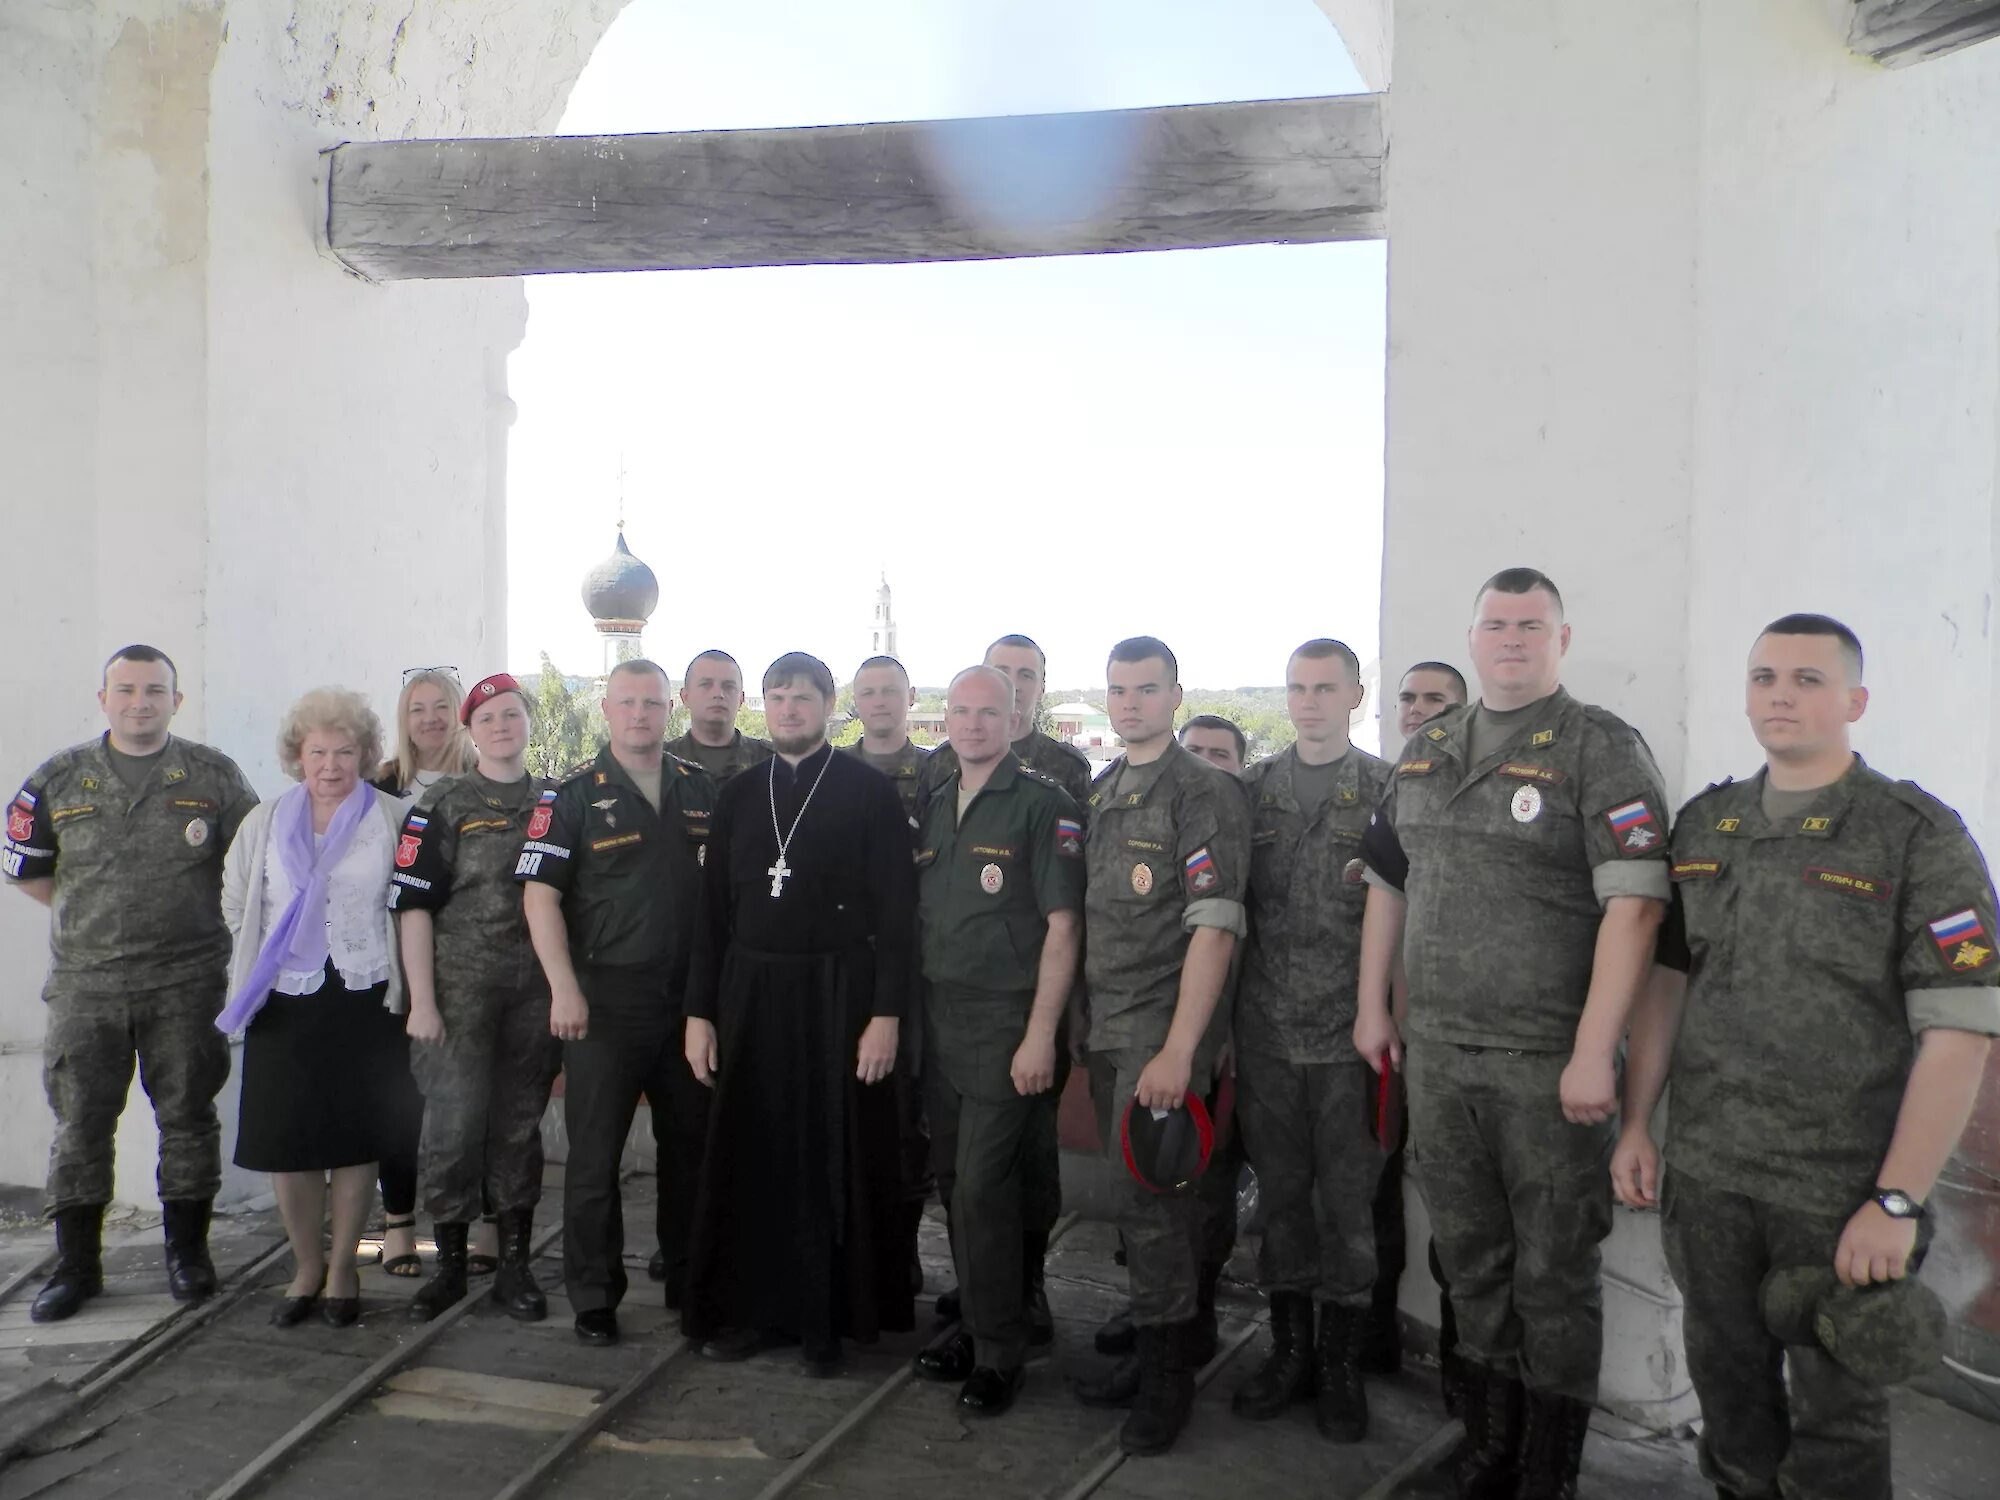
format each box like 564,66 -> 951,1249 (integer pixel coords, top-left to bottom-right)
767,853 -> 792,898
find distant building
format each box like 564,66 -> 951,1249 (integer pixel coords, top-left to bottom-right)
1048,701 -> 1115,755
869,574 -> 898,659
581,528 -> 659,679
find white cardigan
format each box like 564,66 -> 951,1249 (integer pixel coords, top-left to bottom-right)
222,786 -> 407,1016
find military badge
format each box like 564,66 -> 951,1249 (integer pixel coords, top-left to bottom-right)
1056,817 -> 1084,859
1510,785 -> 1542,823
591,798 -> 617,811
1928,910 -> 1994,972
395,833 -> 421,869
980,862 -> 1004,895
1716,818 -> 1741,833
80,777 -> 98,792
527,789 -> 558,841
6,798 -> 33,843
184,818 -> 208,848
1605,799 -> 1660,853
1424,725 -> 1448,742
163,767 -> 186,783
1184,847 -> 1218,894
1131,862 -> 1154,896
1530,729 -> 1556,747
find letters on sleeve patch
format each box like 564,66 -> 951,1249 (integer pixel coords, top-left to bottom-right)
1928,909 -> 1994,973
1604,799 -> 1661,854
526,788 -> 558,842
1056,817 -> 1084,859
1803,867 -> 1890,901
1184,846 -> 1218,894
1397,760 -> 1436,777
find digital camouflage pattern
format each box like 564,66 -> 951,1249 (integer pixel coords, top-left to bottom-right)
662,729 -> 772,785
1658,759 -> 2000,1216
844,738 -> 928,827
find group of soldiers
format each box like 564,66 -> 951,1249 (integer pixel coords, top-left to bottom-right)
6,563 -> 1996,1500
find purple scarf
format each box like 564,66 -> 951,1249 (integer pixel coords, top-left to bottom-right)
216,780 -> 378,1032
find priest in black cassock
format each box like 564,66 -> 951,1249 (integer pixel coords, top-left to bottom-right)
681,652 -> 919,1374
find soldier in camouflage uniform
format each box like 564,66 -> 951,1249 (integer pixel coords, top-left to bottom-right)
910,665 -> 1085,1416
3,645 -> 258,1321
1074,636 -> 1252,1457
1613,615 -> 2000,1500
389,674 -> 563,1323
1357,570 -> 1669,1499
666,649 -> 774,784
1230,640 -> 1393,1441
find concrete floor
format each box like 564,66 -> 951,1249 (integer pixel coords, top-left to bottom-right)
0,1185 -> 1995,1499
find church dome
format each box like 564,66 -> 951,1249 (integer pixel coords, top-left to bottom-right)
581,530 -> 659,623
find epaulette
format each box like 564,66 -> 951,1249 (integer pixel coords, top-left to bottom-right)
1675,777 -> 1736,817
559,759 -> 598,784
665,751 -> 708,778
1880,778 -> 1965,831
1049,738 -> 1091,769
1016,764 -> 1058,788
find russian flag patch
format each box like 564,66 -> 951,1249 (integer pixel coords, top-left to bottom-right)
405,813 -> 429,831
1930,909 -> 1994,974
1056,817 -> 1084,859
1604,799 -> 1660,854
1184,846 -> 1218,893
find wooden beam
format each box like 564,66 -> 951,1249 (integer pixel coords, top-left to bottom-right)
1849,0 -> 2000,66
324,94 -> 1384,281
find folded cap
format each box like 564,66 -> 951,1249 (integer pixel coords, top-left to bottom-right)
461,672 -> 525,724
1760,1265 -> 1946,1386
1120,1092 -> 1214,1196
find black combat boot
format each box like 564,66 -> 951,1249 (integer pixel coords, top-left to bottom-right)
1360,1276 -> 1402,1374
1448,1362 -> 1525,1500
1514,1388 -> 1592,1500
161,1198 -> 218,1301
1314,1301 -> 1369,1443
1095,1304 -> 1137,1356
1118,1321 -> 1197,1456
1074,1350 -> 1141,1408
1229,1291 -> 1315,1419
30,1205 -> 105,1324
1186,1259 -> 1223,1367
1023,1232 -> 1055,1347
491,1208 -> 547,1322
408,1220 -> 468,1322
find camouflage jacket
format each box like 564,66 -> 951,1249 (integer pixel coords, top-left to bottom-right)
1659,759 -> 2000,1215
1238,746 -> 1394,1061
844,738 -> 928,832
5,734 -> 258,989
663,729 -> 773,785
388,770 -> 557,996
1361,687 -> 1670,1051
921,730 -> 1093,824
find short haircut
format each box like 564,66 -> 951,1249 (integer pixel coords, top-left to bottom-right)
683,649 -> 742,683
277,686 -> 385,783
855,655 -> 909,682
1403,660 -> 1469,701
607,657 -> 670,692
986,634 -> 1047,672
763,651 -> 836,700
1474,567 -> 1565,618
1180,713 -> 1246,761
1759,612 -> 1865,681
948,664 -> 1015,710
1107,635 -> 1178,683
1290,638 -> 1361,681
103,643 -> 178,693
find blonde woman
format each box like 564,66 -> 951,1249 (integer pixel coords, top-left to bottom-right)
371,667 -> 477,1274
220,688 -> 411,1327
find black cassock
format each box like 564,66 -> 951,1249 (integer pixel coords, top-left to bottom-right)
682,742 -> 918,1347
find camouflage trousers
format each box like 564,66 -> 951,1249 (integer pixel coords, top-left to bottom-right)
1234,1050 -> 1383,1306
42,974 -> 230,1212
1087,1044 -> 1229,1327
1405,1040 -> 1613,1401
409,980 -> 561,1223
1662,1170 -> 1900,1500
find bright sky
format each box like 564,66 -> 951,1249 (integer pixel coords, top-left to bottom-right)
506,0 -> 1383,691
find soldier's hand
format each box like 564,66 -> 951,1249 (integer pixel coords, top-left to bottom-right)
550,983 -> 589,1043
685,1017 -> 719,1087
1835,1201 -> 1919,1287
1134,1047 -> 1192,1111
1011,1031 -> 1058,1097
406,1004 -> 446,1046
856,1016 -> 899,1085
1610,1123 -> 1660,1209
1352,1007 -> 1402,1073
1559,1050 -> 1618,1125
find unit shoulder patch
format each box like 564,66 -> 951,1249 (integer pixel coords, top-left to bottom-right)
1604,799 -> 1662,855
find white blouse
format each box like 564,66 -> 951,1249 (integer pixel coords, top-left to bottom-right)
261,805 -> 396,995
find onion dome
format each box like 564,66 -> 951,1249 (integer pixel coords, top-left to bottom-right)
581,530 -> 659,624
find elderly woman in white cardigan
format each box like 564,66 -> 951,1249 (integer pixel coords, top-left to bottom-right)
220,687 -> 409,1328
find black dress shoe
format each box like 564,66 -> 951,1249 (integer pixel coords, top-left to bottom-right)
701,1326 -> 793,1362
913,1328 -> 975,1382
574,1308 -> 620,1345
270,1292 -> 319,1327
960,1364 -> 1026,1415
934,1286 -> 961,1323
647,1249 -> 667,1282
320,1296 -> 360,1327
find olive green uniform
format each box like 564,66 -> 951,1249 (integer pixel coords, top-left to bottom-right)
1360,688 -> 1669,1400
920,729 -> 1093,814
389,771 -> 563,1223
1236,746 -> 1393,1307
1657,761 -> 2000,1500
917,755 -> 1084,1369
1083,745 -> 1251,1326
846,738 -> 927,828
664,729 -> 772,785
4,735 -> 258,1212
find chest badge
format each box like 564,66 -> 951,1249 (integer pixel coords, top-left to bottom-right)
980,862 -> 1004,895
1510,785 -> 1543,824
1131,862 -> 1154,896
698,843 -> 706,867
184,818 -> 209,848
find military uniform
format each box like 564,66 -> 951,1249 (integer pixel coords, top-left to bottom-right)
663,729 -> 772,785
389,771 -> 562,1225
1656,760 -> 2000,1500
5,735 -> 257,1214
845,737 -> 927,828
916,754 -> 1084,1372
1360,687 -> 1669,1406
515,745 -> 716,1313
1236,746 -> 1394,1310
921,728 -> 1092,814
1082,744 -> 1251,1327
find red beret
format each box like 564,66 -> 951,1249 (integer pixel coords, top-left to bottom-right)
461,672 -> 525,724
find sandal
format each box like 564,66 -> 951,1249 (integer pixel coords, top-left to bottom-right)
467,1212 -> 499,1276
379,1215 -> 423,1278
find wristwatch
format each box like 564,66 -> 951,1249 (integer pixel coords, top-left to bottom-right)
1873,1188 -> 1926,1220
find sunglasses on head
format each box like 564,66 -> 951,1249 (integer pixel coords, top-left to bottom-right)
402,666 -> 461,685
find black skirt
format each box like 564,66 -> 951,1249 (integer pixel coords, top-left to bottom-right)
234,969 -> 418,1174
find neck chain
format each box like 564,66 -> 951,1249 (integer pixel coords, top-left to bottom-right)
766,746 -> 832,898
